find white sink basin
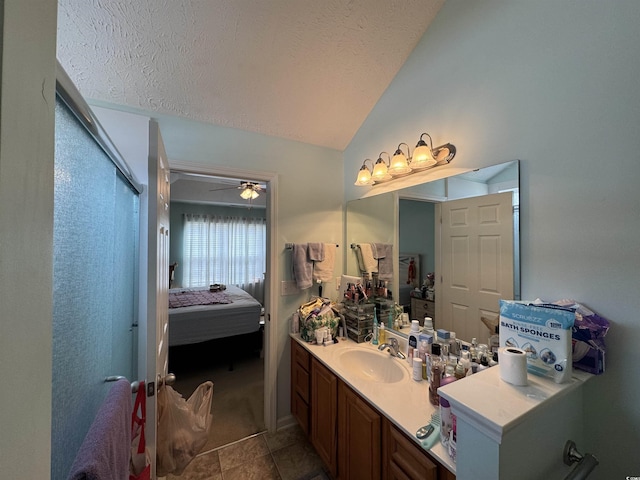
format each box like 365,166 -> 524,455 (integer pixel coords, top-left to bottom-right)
337,348 -> 406,383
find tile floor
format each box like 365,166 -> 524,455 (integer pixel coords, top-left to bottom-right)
168,423 -> 330,480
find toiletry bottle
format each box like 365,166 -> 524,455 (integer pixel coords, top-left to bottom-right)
407,320 -> 420,364
412,351 -> 422,381
470,338 -> 479,363
429,343 -> 443,406
379,322 -> 386,344
459,351 -> 471,376
489,326 -> 500,354
449,331 -> 460,356
372,310 -> 379,346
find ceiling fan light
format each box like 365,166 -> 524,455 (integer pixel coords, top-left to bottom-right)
240,183 -> 260,200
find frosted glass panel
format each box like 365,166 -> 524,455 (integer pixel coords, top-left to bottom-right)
52,99 -> 139,480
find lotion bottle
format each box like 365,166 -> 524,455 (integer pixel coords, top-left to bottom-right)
407,320 -> 420,364
379,322 -> 386,344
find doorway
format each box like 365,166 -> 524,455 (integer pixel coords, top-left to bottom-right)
166,168 -> 274,451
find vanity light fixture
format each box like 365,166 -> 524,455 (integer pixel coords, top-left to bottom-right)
388,143 -> 412,176
411,133 -> 437,170
354,159 -> 375,186
355,131 -> 457,186
371,152 -> 392,182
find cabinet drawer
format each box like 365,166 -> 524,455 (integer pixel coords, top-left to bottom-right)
383,419 -> 437,480
410,298 -> 435,324
293,362 -> 310,403
292,339 -> 311,370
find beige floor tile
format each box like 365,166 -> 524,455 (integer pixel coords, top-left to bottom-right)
167,450 -> 223,480
217,435 -> 271,472
271,441 -> 325,480
265,423 -> 307,453
222,453 -> 281,480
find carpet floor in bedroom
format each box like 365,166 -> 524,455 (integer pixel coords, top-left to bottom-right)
169,333 -> 266,451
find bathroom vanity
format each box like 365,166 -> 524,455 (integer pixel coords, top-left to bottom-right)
291,334 -> 456,479
291,332 -> 592,480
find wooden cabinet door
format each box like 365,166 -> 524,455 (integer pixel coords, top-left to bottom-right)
291,340 -> 311,434
311,357 -> 338,476
338,382 -> 382,480
382,418 -> 438,480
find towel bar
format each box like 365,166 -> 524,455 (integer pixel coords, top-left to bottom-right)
285,242 -> 339,250
105,375 -> 140,393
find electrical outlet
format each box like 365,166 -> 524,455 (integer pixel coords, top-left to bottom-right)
336,276 -> 341,290
280,280 -> 300,296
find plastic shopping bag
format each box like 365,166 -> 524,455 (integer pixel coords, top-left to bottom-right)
156,381 -> 214,477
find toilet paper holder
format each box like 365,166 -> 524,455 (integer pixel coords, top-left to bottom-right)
563,440 -> 599,480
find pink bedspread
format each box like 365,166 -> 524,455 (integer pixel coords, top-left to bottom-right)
169,289 -> 232,309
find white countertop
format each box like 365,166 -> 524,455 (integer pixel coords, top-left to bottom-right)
438,363 -> 593,444
290,333 -> 455,474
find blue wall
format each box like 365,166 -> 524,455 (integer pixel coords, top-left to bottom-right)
344,2 -> 640,477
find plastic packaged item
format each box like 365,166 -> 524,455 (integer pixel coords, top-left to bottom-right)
418,337 -> 431,362
379,322 -> 386,344
499,300 -> 575,383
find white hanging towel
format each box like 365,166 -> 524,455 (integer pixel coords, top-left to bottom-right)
358,243 -> 378,275
313,243 -> 336,282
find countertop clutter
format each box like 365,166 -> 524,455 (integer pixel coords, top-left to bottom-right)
292,331 -> 595,480
290,332 -> 455,475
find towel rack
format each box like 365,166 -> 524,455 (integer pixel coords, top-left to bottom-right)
284,242 -> 339,250
105,375 -> 141,393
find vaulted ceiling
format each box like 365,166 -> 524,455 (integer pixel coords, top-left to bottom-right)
57,0 -> 445,151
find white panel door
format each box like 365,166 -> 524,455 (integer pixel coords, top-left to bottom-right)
145,119 -> 171,477
440,192 -> 514,344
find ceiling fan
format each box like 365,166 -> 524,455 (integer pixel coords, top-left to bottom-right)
209,181 -> 265,205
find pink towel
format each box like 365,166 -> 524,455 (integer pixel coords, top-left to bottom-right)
67,378 -> 132,480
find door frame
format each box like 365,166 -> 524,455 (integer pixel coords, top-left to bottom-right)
168,160 -> 279,433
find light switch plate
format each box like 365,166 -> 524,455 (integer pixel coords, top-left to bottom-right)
280,280 -> 300,296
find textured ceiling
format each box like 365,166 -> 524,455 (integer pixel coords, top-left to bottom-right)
57,0 -> 444,151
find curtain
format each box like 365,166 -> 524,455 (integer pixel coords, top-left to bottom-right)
182,214 -> 266,303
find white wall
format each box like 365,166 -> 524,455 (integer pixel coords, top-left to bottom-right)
343,1 -> 640,478
0,0 -> 57,478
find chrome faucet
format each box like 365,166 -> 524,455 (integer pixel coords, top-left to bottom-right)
378,337 -> 406,359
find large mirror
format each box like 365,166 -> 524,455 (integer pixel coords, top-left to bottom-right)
345,160 -> 520,345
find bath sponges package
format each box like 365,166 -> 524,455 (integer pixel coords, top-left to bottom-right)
499,300 -> 575,383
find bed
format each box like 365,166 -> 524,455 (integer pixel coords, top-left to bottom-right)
168,285 -> 262,347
